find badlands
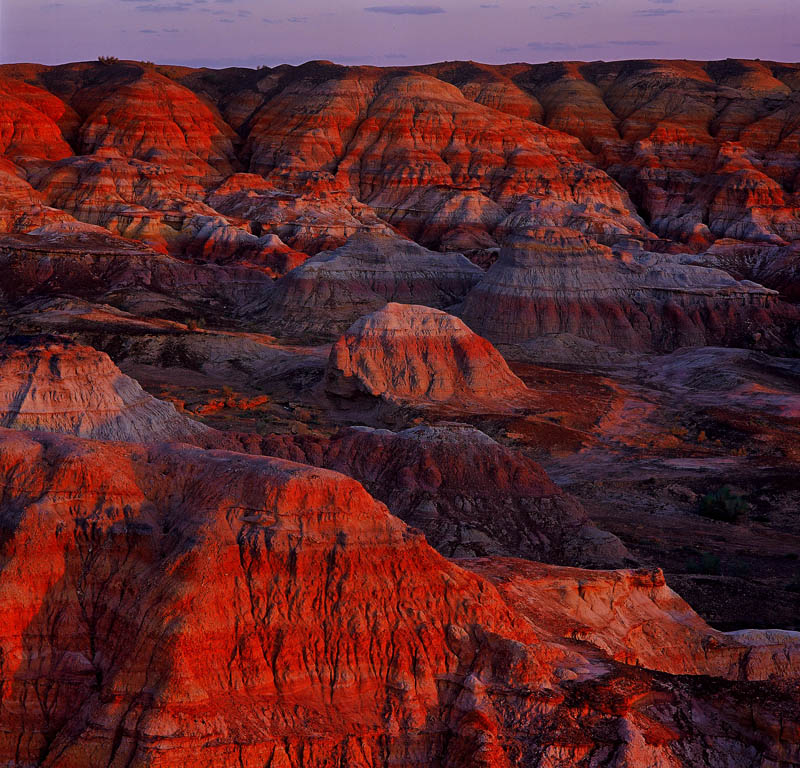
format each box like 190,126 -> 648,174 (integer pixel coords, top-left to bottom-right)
0,56 -> 799,766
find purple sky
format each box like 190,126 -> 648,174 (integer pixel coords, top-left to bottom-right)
2,0 -> 798,68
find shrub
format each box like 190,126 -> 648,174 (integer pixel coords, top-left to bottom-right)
686,551 -> 721,575
98,56 -> 120,65
698,485 -> 749,523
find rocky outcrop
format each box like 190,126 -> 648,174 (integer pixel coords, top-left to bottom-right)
261,423 -> 629,566
467,558 -> 800,681
0,338 -> 211,442
458,227 -> 794,352
0,427 -> 556,766
0,427 -> 798,766
258,231 -> 483,339
0,229 -> 274,321
325,303 -> 528,408
2,58 -> 799,333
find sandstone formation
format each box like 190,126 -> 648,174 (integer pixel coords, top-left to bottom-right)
1,58 -> 799,349
325,303 -> 528,408
1,55 -> 800,766
0,229 -> 273,321
468,558 -> 800,680
0,427 -> 798,766
458,227 -> 797,352
259,231 -> 483,339
261,423 -> 629,566
0,338 -> 211,442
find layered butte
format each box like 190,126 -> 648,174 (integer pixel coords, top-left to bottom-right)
0,339 -> 210,442
260,423 -> 629,566
324,303 -> 528,408
458,227 -> 793,351
258,231 -> 483,339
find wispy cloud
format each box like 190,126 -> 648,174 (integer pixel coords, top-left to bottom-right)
364,5 -> 445,14
135,2 -> 193,11
547,10 -> 572,18
527,41 -> 594,52
633,7 -> 681,15
608,39 -> 662,46
527,38 -> 663,53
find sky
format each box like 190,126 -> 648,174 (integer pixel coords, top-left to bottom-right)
1,0 -> 798,69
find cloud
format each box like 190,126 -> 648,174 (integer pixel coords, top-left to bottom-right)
384,53 -> 408,59
633,7 -> 681,15
497,46 -> 520,52
547,10 -> 572,17
527,41 -> 597,52
649,0 -> 675,3
139,28 -> 159,33
288,16 -> 308,22
364,5 -> 445,14
41,2 -> 64,7
217,17 -> 234,22
607,39 -> 662,46
237,9 -> 251,16
480,2 -> 500,6
526,39 -> 663,54
135,2 -> 193,11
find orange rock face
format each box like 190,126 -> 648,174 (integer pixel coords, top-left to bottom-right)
0,427 -> 551,766
0,428 -> 798,766
0,57 -> 798,346
1,56 -> 800,767
260,423 -> 629,566
468,558 -> 800,680
325,303 -> 528,407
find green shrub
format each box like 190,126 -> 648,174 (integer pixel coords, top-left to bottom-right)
686,552 -> 721,575
98,56 -> 120,65
698,485 -> 749,523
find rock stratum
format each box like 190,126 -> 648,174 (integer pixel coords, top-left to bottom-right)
0,427 -> 798,767
0,338 -> 211,442
1,55 -> 800,767
325,303 -> 529,408
0,58 -> 799,351
259,423 -> 629,567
